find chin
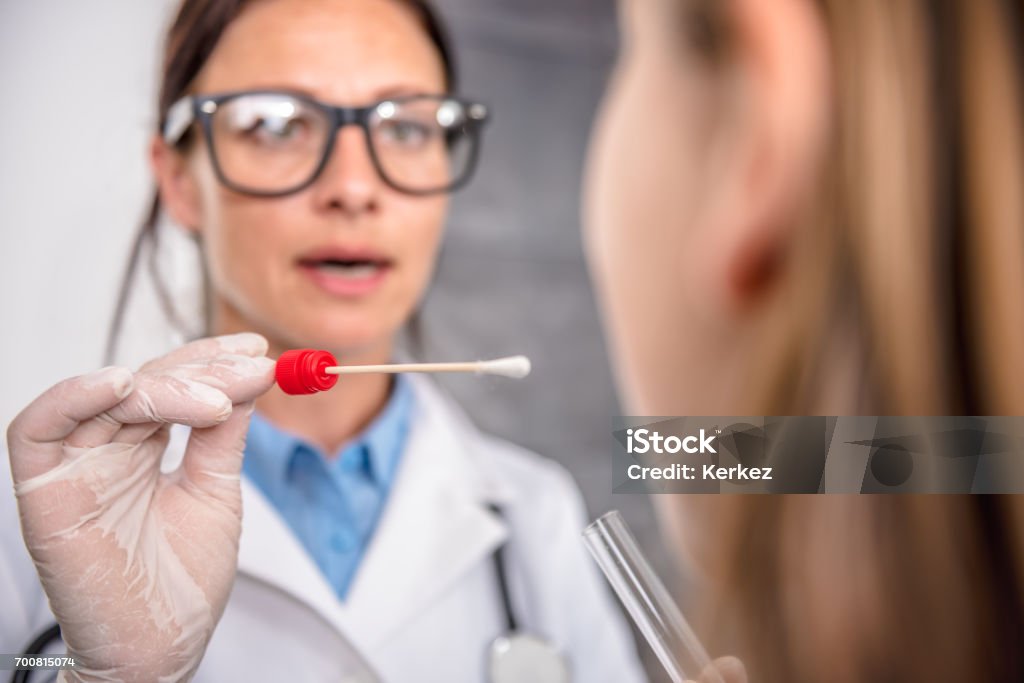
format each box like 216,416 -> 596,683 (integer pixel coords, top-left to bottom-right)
294,316 -> 400,355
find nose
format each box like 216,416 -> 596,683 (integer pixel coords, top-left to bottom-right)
311,125 -> 381,215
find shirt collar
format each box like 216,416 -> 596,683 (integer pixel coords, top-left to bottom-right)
245,408 -> 301,494
352,374 -> 413,487
246,374 -> 414,488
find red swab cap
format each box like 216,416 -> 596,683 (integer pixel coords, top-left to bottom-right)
275,349 -> 339,395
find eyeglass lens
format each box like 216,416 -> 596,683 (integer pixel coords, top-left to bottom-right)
208,93 -> 476,194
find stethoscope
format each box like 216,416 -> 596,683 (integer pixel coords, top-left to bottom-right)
12,506 -> 570,683
487,504 -> 570,683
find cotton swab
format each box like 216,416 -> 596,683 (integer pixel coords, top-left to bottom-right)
275,349 -> 531,395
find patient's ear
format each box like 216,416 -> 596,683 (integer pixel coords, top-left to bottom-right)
149,135 -> 202,234
709,0 -> 831,308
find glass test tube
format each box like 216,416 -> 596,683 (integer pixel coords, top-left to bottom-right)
582,510 -> 722,683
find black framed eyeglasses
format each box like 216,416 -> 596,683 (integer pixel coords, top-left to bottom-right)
162,89 -> 490,197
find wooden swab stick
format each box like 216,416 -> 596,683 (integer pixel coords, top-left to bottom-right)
324,356 -> 531,378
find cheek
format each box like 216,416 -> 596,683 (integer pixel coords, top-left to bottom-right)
184,156 -> 270,292
201,201 -> 299,342
583,54 -> 717,411
185,145 -> 302,328
201,194 -> 294,305
586,58 -> 705,290
390,196 -> 447,294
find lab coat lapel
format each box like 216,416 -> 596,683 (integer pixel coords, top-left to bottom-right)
337,376 -> 515,649
163,425 -> 348,635
204,377 -> 517,653
236,476 -> 349,628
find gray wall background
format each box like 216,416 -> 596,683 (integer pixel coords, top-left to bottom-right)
0,3 -> 673,679
422,5 -> 674,677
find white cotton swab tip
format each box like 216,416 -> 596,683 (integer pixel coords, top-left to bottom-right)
475,355 -> 532,379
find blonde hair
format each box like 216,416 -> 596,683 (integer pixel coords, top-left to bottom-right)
675,2 -> 1024,681
695,495 -> 1024,683
761,0 -> 1024,414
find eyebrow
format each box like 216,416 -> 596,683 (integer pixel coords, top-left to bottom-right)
374,84 -> 446,99
208,82 -> 447,105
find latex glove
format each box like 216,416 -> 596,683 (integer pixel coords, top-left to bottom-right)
6,333 -> 276,682
686,657 -> 748,683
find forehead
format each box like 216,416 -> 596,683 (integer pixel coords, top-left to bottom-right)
194,0 -> 446,101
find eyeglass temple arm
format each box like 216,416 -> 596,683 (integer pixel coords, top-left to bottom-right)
162,96 -> 195,145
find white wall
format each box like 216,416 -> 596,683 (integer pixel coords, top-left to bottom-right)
0,0 -> 181,428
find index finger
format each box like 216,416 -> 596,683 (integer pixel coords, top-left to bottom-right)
6,366 -> 134,482
139,332 -> 269,373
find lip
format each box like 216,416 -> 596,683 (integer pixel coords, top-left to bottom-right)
296,245 -> 394,298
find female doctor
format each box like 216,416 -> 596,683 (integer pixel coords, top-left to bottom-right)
0,0 -> 645,681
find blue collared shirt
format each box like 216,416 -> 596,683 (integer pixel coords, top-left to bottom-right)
242,376 -> 414,600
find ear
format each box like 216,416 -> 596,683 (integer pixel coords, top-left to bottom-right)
711,0 -> 831,307
149,135 -> 202,234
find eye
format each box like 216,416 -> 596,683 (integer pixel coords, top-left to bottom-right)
376,118 -> 434,148
242,114 -> 309,144
219,96 -> 315,146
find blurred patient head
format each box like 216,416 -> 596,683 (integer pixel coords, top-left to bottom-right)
585,0 -> 1024,417
584,1 -> 1024,682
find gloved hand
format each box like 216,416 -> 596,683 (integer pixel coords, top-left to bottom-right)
6,333 -> 276,682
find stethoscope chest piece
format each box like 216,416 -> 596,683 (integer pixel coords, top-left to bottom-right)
488,632 -> 569,683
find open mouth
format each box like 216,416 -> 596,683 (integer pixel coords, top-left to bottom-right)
296,248 -> 394,297
298,257 -> 392,279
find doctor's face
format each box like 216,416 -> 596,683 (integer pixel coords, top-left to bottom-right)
160,0 -> 449,358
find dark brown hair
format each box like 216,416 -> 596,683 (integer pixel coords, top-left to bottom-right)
104,0 -> 456,364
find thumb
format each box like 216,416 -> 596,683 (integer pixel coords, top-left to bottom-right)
180,401 -> 255,504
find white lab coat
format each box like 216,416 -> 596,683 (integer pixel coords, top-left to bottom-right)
1,375 -> 647,683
